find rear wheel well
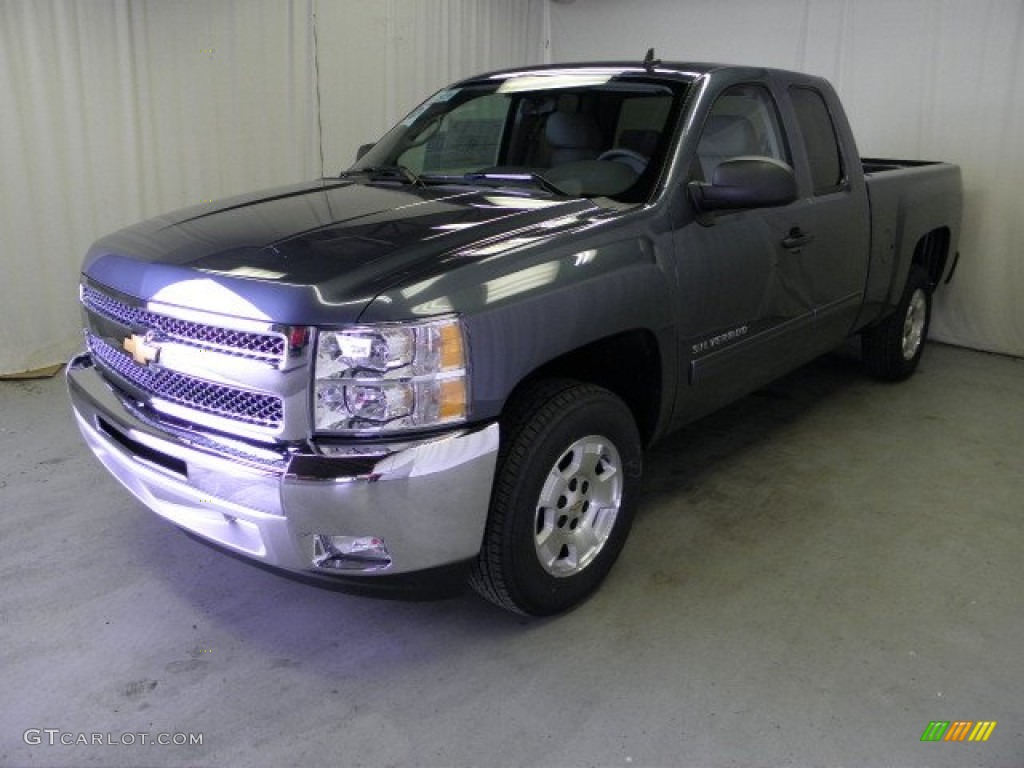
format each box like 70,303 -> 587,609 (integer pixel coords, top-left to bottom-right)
913,227 -> 951,286
503,330 -> 662,447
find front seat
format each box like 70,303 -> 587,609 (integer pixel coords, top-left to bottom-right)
545,112 -> 603,166
695,115 -> 759,180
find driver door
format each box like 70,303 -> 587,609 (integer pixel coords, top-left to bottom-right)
673,84 -> 818,418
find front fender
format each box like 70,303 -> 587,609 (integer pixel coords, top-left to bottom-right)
358,213 -> 678,426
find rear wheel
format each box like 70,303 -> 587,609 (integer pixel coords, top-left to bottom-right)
469,379 -> 642,615
862,266 -> 932,381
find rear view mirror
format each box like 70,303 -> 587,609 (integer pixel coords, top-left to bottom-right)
355,143 -> 375,161
689,157 -> 796,212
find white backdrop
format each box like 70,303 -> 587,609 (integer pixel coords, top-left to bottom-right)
0,0 -> 546,375
2,0 -> 1021,375
315,0 -> 547,172
0,0 -> 320,375
550,0 -> 1024,359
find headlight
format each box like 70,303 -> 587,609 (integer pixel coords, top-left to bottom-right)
313,316 -> 468,434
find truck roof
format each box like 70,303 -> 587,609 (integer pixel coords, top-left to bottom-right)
459,60 -> 825,88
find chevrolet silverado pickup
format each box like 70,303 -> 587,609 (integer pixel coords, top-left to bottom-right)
68,59 -> 962,615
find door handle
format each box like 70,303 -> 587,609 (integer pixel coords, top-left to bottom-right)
781,227 -> 815,251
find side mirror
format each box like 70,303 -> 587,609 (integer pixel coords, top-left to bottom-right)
355,143 -> 375,161
689,157 -> 797,212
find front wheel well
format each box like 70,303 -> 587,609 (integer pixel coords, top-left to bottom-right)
503,329 -> 662,447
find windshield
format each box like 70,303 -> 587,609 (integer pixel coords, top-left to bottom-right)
350,71 -> 689,203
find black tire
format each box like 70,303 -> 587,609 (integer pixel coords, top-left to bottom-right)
469,379 -> 643,616
862,265 -> 932,381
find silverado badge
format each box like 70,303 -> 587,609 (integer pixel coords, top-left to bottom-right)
123,333 -> 161,366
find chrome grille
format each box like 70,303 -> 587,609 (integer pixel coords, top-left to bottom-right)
122,399 -> 289,470
87,334 -> 284,430
82,286 -> 285,364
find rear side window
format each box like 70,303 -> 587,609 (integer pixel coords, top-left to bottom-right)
790,87 -> 844,194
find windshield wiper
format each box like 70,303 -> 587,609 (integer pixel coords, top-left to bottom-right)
342,165 -> 424,188
463,172 -> 565,196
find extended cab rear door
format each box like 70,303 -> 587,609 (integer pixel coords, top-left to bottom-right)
778,79 -> 870,346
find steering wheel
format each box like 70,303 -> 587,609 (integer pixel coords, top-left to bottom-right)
596,147 -> 648,174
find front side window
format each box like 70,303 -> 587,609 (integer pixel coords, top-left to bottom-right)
692,84 -> 790,182
352,72 -> 689,202
789,87 -> 845,195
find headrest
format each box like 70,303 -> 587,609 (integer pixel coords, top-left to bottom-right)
699,115 -> 758,158
546,112 -> 603,150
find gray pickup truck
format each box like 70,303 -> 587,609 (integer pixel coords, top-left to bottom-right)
68,59 -> 962,615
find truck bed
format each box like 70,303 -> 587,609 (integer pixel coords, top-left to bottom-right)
859,158 -> 963,324
862,157 -> 949,174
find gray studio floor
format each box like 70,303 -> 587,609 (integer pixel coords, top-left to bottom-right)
1,342 -> 1022,768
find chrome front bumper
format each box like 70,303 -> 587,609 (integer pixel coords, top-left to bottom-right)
67,354 -> 499,578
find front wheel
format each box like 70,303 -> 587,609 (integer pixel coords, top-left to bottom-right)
469,380 -> 642,615
862,265 -> 932,381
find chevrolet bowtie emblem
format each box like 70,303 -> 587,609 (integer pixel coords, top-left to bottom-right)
123,333 -> 161,366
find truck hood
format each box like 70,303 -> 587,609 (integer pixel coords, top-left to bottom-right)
83,179 -> 601,325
